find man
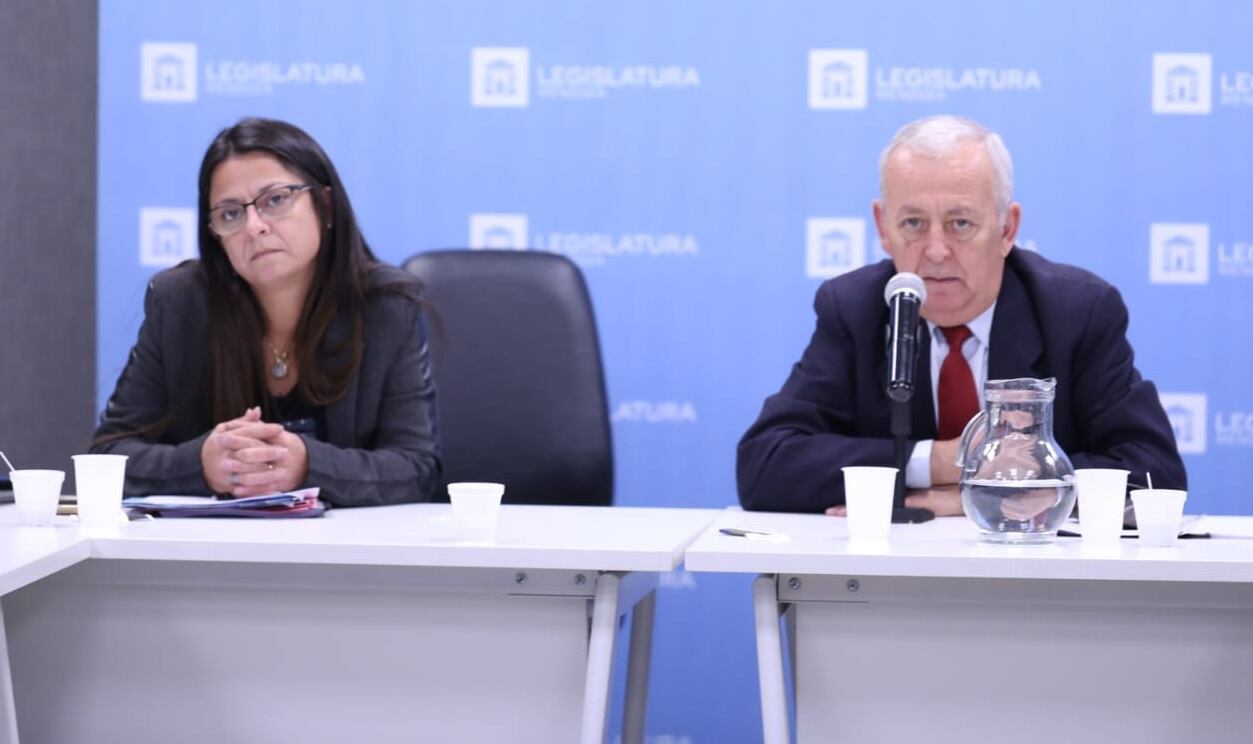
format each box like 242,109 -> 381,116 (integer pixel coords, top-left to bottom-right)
737,115 -> 1185,515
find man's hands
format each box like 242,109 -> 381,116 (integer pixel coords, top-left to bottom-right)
201,407 -> 309,497
930,437 -> 963,486
901,485 -> 963,516
823,437 -> 967,517
825,485 -> 964,517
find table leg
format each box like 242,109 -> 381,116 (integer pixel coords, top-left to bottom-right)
622,589 -> 656,744
0,601 -> 19,744
755,574 -> 790,744
785,602 -> 797,698
580,572 -> 622,744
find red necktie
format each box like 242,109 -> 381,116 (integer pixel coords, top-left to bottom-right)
937,325 -> 979,440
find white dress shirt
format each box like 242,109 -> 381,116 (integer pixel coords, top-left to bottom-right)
904,301 -> 997,488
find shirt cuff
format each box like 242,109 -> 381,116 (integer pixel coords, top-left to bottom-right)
906,439 -> 933,489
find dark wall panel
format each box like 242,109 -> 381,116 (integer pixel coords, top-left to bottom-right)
0,0 -> 98,474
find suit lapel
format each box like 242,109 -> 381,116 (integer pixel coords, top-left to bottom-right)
911,324 -> 938,438
988,258 -> 1045,380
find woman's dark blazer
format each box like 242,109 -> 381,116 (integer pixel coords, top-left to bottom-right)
91,260 -> 442,507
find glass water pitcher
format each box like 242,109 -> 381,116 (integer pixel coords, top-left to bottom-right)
956,377 -> 1076,543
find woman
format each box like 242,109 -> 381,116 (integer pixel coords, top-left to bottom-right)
92,117 -> 441,507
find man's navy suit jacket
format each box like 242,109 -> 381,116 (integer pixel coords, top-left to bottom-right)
737,249 -> 1186,513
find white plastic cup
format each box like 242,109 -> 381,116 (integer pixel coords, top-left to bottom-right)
10,469 -> 65,526
72,455 -> 128,529
448,482 -> 505,541
1131,489 -> 1188,548
842,466 -> 898,542
1075,469 -> 1129,545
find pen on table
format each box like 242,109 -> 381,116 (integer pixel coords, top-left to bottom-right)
56,504 -> 154,521
720,527 -> 773,538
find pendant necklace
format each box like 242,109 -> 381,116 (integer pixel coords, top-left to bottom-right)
268,342 -> 292,379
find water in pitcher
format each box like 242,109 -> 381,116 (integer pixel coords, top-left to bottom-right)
962,478 -> 1075,543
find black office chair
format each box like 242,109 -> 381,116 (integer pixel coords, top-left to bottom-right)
403,249 -> 614,506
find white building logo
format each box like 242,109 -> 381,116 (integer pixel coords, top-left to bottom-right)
1160,393 -> 1207,455
806,218 -> 866,279
469,213 -> 529,249
141,42 -> 197,103
1153,53 -> 1212,114
139,208 -> 197,267
471,48 -> 530,107
1150,223 -> 1209,284
808,49 -> 868,110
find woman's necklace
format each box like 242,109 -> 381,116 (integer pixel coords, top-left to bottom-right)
268,341 -> 292,379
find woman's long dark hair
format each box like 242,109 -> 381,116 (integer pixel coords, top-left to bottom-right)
198,117 -> 403,423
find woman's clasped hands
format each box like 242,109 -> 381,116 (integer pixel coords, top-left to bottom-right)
201,407 -> 308,497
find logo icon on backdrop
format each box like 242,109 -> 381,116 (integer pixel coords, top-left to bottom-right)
139,208 -> 197,267
806,218 -> 866,279
1152,53 -> 1212,114
471,48 -> 530,107
808,49 -> 869,110
1159,393 -> 1207,454
1149,223 -> 1209,284
469,213 -> 529,249
141,43 -> 197,103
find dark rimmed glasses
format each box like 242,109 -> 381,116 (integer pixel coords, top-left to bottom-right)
208,183 -> 315,236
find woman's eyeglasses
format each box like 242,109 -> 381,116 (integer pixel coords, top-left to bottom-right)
208,184 -> 316,236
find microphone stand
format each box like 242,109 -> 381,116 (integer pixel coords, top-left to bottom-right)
890,395 -> 934,523
888,321 -> 935,524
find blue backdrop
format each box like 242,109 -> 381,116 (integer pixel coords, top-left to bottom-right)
99,2 -> 1253,740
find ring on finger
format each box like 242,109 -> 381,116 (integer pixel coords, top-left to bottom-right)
230,473 -> 240,487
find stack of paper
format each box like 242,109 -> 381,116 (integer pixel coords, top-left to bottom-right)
123,488 -> 325,519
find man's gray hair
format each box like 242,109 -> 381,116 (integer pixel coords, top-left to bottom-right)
878,115 -> 1014,222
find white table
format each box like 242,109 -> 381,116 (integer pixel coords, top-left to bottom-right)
0,526 -> 92,744
685,510 -> 1253,744
0,504 -> 716,744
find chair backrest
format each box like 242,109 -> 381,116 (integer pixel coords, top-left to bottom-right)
403,249 -> 614,506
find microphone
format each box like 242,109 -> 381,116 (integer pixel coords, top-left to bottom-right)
882,271 -> 934,524
883,272 -> 926,402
